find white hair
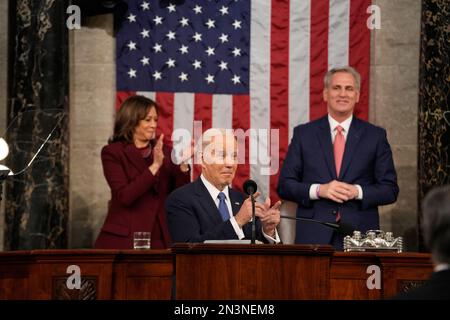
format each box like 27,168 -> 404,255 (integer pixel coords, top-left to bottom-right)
196,128 -> 237,164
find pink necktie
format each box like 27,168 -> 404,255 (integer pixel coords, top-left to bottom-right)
334,125 -> 345,177
334,125 -> 345,222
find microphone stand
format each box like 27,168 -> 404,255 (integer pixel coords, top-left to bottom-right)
242,180 -> 258,244
280,215 -> 339,229
280,215 -> 354,236
0,110 -> 66,203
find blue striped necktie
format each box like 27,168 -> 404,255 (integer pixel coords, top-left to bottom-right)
217,192 -> 230,221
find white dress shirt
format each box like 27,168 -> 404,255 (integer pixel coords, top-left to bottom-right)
200,174 -> 280,243
309,115 -> 363,200
434,263 -> 450,273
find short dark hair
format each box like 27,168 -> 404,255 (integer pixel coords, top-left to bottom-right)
422,185 -> 450,264
109,95 -> 158,144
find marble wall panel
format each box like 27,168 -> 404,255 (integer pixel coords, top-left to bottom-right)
4,0 -> 69,250
69,15 -> 115,248
370,0 -> 421,250
0,0 -> 9,251
417,0 -> 450,250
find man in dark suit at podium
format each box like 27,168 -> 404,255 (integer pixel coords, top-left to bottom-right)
395,185 -> 450,300
277,66 -> 399,250
166,128 -> 281,244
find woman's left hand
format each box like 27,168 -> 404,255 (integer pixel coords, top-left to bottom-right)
149,134 -> 164,175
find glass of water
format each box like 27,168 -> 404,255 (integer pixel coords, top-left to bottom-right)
133,232 -> 151,249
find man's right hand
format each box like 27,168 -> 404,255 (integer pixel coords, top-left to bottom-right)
319,180 -> 356,203
235,191 -> 265,227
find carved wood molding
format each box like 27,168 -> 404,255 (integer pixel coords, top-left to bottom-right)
398,280 -> 426,293
52,276 -> 98,300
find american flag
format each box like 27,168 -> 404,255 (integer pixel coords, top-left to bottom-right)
116,0 -> 371,201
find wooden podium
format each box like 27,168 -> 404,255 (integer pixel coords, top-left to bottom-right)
173,243 -> 334,300
0,246 -> 433,300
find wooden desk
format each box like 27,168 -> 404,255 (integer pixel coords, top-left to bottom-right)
0,246 -> 433,300
173,243 -> 334,300
330,252 -> 433,299
0,249 -> 173,300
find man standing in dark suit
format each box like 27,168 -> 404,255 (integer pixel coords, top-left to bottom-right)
395,186 -> 450,300
166,128 -> 281,243
277,66 -> 399,250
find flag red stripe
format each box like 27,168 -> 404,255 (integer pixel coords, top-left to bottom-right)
194,93 -> 213,130
193,93 -> 213,180
155,92 -> 175,146
115,91 -> 136,111
232,95 -> 250,193
349,0 -> 371,121
309,0 -> 329,121
270,0 -> 290,202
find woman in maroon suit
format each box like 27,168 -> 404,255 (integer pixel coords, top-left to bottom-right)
94,95 -> 190,249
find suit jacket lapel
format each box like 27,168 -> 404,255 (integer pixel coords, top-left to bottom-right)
339,117 -> 363,179
229,189 -> 244,215
194,178 -> 223,225
317,117 -> 337,179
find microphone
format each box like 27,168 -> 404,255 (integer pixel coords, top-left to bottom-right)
243,179 -> 257,244
0,110 -> 66,202
243,179 -> 257,195
280,215 -> 355,236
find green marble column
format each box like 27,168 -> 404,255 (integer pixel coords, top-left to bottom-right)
418,0 -> 450,251
4,0 -> 69,249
